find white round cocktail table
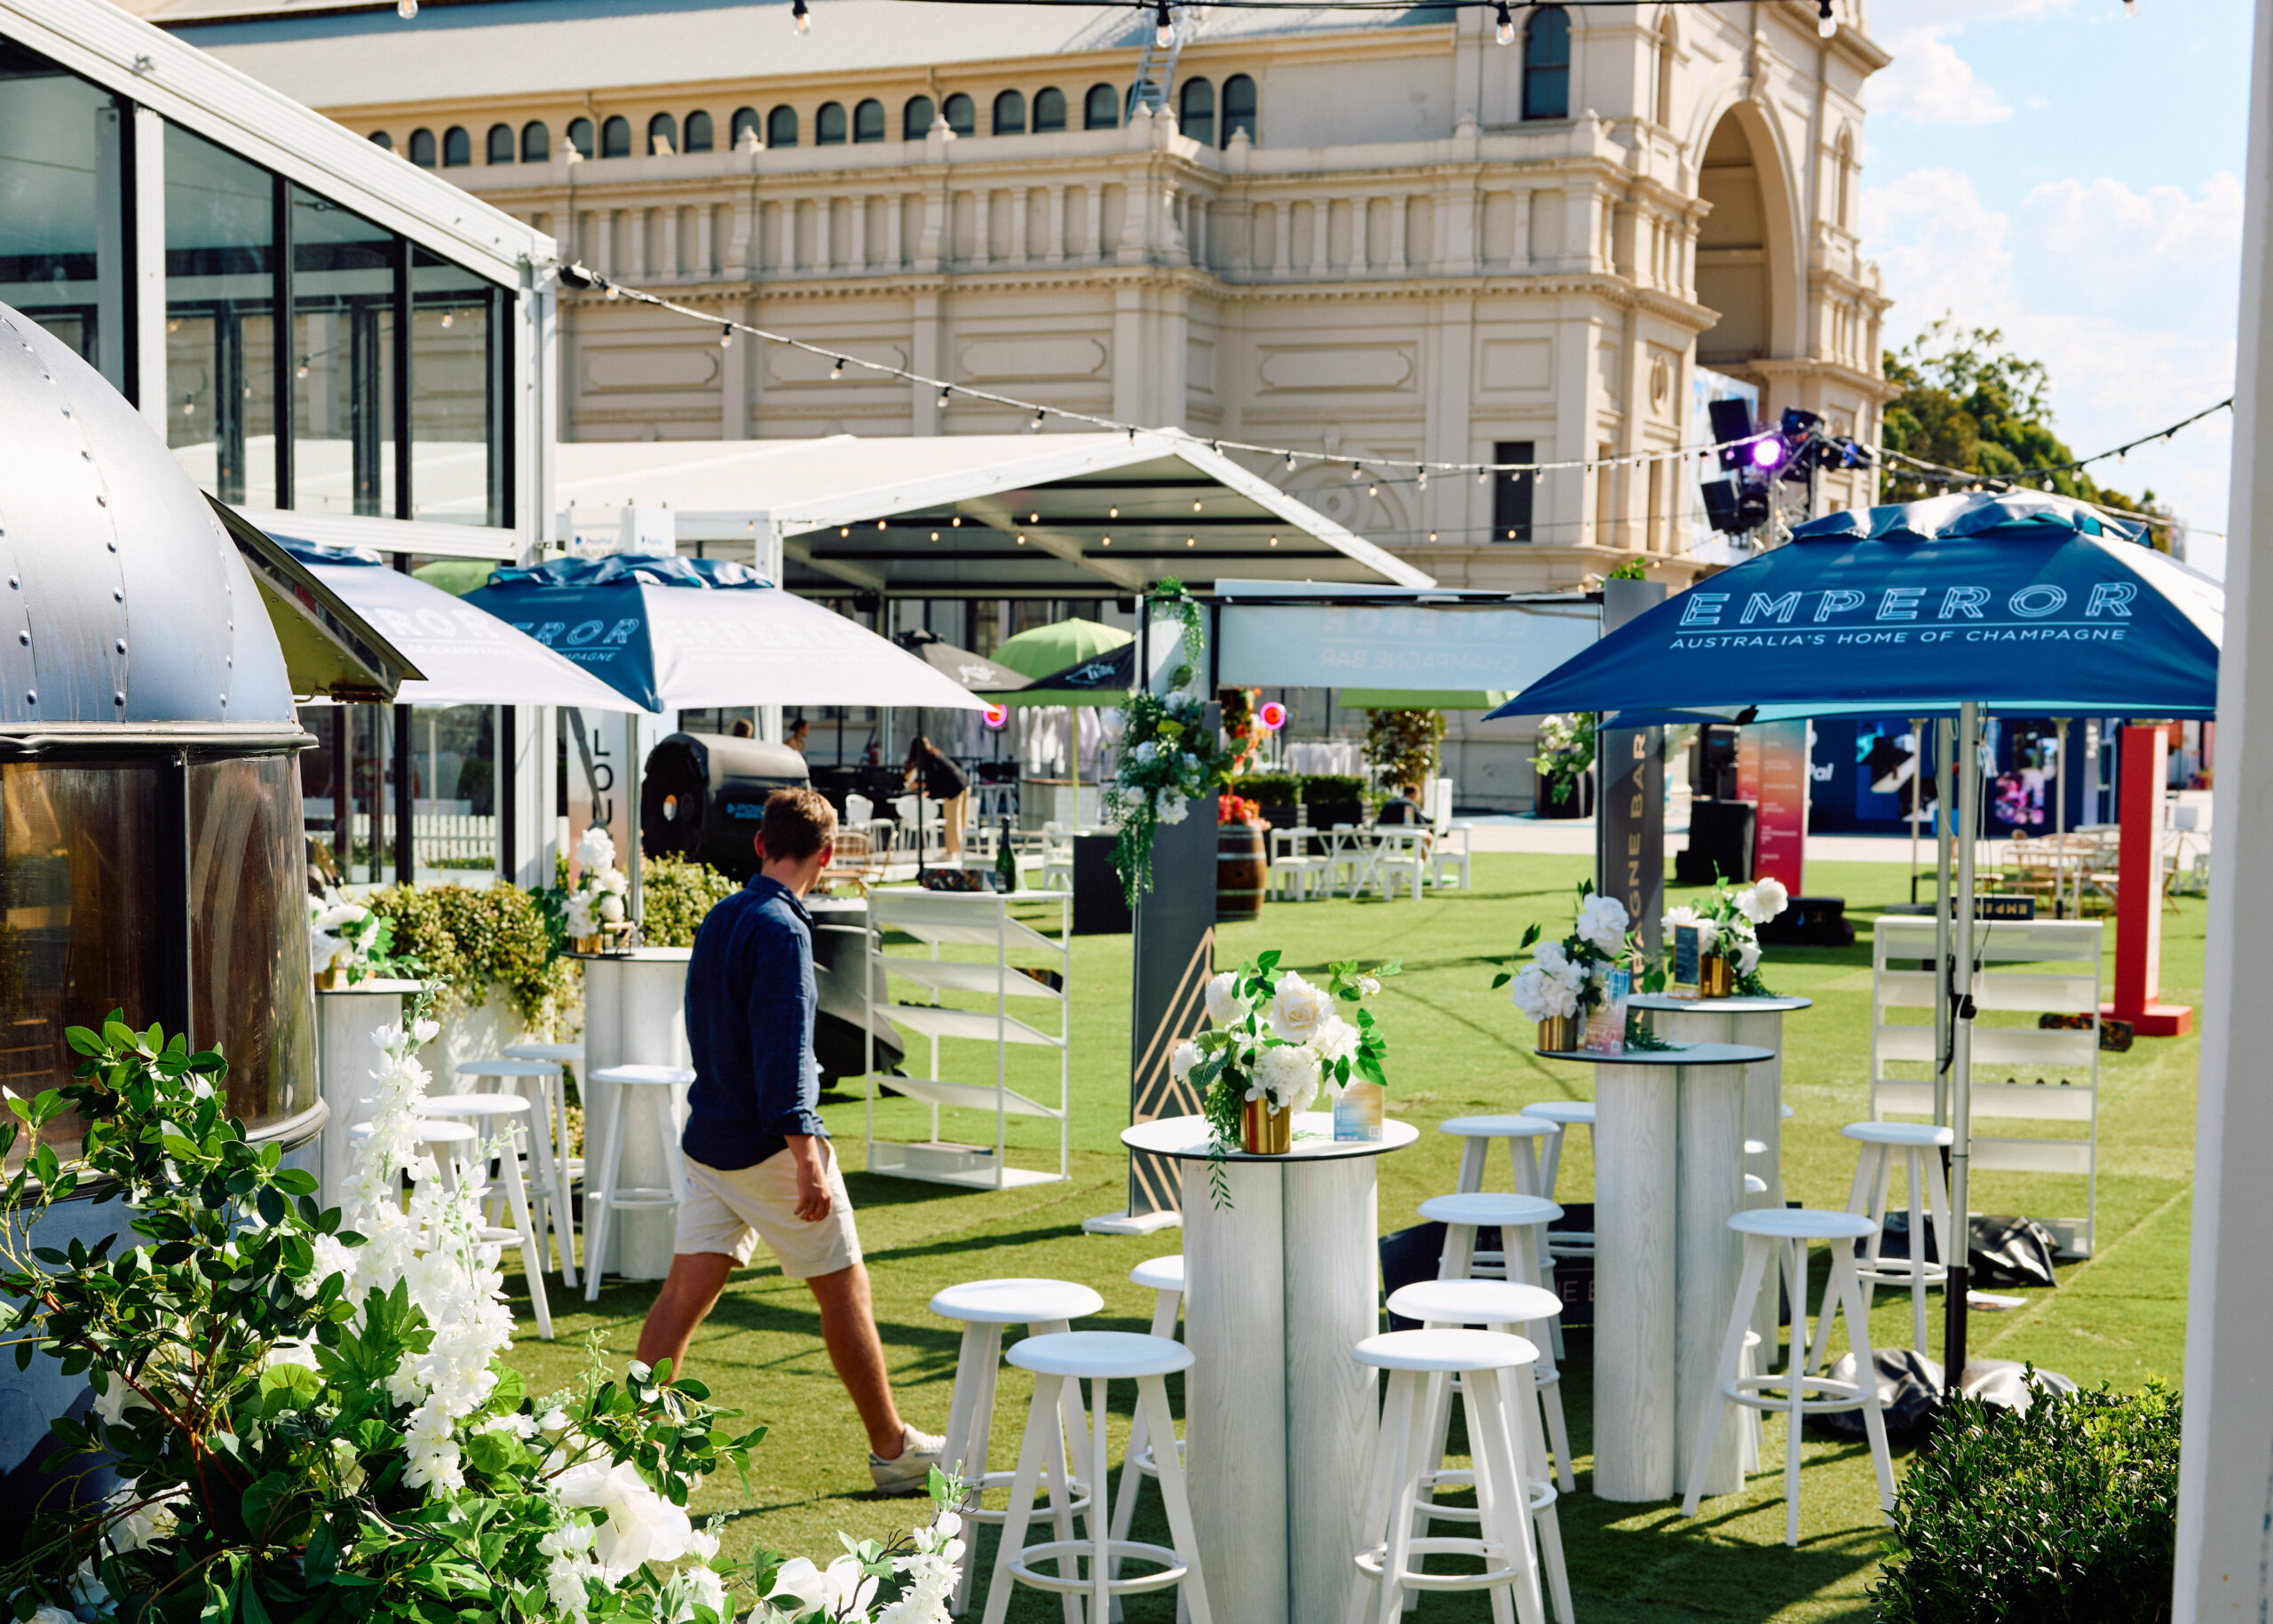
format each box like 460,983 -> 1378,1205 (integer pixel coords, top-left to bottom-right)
1121,1113 -> 1418,1624
1629,994 -> 1814,1356
1537,1041 -> 1771,1502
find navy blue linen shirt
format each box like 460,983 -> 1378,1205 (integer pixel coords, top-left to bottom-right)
682,875 -> 828,1171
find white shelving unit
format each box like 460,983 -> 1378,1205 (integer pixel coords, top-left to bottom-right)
862,888 -> 1072,1191
1871,916 -> 2103,1256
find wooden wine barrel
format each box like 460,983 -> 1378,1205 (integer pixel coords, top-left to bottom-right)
1216,821 -> 1267,921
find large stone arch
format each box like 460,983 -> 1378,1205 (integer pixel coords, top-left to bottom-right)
1691,99 -> 1803,369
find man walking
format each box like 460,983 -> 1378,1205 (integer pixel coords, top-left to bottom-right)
636,787 -> 945,1493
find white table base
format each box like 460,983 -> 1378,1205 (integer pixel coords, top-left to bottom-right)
314,980 -> 424,1211
1180,1153 -> 1380,1624
1587,1056 -> 1752,1501
582,951 -> 694,1280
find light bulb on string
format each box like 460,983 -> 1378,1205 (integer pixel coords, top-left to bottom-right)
1154,0 -> 1174,49
1030,408 -> 1046,432
439,312 -> 453,328
829,357 -> 845,378
1349,461 -> 1362,480
1367,480 -> 1378,497
719,324 -> 733,348
1494,1 -> 1514,45
1817,0 -> 1835,37
1477,466 -> 1489,485
1415,466 -> 1427,490
792,0 -> 810,34
2123,0 -> 2138,12
1285,450 -> 1296,471
295,357 -> 310,379
937,385 -> 951,408
396,0 -> 416,17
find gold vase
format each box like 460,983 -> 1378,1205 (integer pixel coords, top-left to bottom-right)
1240,1096 -> 1293,1155
313,966 -> 340,991
1537,1014 -> 1580,1052
574,933 -> 604,955
1700,954 -> 1733,997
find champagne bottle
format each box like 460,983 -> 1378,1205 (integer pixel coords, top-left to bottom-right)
996,814 -> 1018,892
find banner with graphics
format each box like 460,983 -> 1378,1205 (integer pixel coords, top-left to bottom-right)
1736,721 -> 1809,896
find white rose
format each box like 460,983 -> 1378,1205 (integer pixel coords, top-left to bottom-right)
598,892 -> 626,924
552,1459 -> 693,1580
1533,939 -> 1571,976
1134,741 -> 1159,763
1269,972 -> 1335,1045
1159,796 -> 1189,825
1205,971 -> 1244,1027
574,827 -> 616,872
599,867 -> 630,897
1746,877 -> 1790,922
566,896 -> 598,938
1509,966 -> 1553,1022
1170,1041 -> 1200,1085
1356,974 -> 1382,998
820,1554 -> 882,1620
1254,1042 -> 1320,1113
1311,1016 -> 1359,1069
1576,894 -> 1630,955
765,1556 -> 828,1613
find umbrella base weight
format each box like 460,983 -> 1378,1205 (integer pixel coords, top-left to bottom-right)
2100,1000 -> 2192,1038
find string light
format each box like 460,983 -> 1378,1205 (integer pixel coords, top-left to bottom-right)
1285,450 -> 1296,471
937,385 -> 951,408
829,357 -> 845,378
719,324 -> 733,347
295,357 -> 310,379
1349,462 -> 1362,480
1153,0 -> 1175,47
1817,0 -> 1835,37
395,0 -> 416,16
792,0 -> 810,33
1031,408 -> 1046,432
1494,1 -> 1515,44
1477,466 -> 1488,484
1415,467 -> 1427,490
1367,480 -> 1379,496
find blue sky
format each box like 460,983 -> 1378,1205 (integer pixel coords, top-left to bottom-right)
1858,0 -> 2251,571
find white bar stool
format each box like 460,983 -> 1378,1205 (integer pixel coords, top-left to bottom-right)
1681,1207 -> 1897,1547
582,1065 -> 693,1303
1349,1329 -> 1548,1624
1842,1120 -> 1957,1351
1519,1102 -> 1596,1265
982,1331 -> 1212,1624
418,1092 -> 553,1340
1439,1115 -> 1563,1352
1107,1256 -> 1184,1620
1422,1190 -> 1564,1371
459,1058 -> 575,1287
931,1279 -> 1105,1619
1385,1280 -> 1574,1621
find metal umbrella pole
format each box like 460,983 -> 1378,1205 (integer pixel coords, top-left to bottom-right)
2054,717 -> 2071,919
1909,717 -> 1928,905
1933,717 -> 1955,1129
1944,699 -> 1984,1391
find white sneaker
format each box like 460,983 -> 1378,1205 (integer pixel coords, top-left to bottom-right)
868,1425 -> 947,1496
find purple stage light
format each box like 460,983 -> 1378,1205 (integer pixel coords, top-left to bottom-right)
1749,438 -> 1784,468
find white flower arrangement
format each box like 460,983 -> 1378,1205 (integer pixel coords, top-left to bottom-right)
1493,884 -> 1635,1025
1689,876 -> 1790,994
307,888 -> 396,986
566,824 -> 635,944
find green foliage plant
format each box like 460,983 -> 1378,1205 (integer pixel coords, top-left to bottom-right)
365,883 -> 572,1028
1363,709 -> 1445,795
1530,714 -> 1596,808
639,856 -> 739,949
1868,1379 -> 2181,1624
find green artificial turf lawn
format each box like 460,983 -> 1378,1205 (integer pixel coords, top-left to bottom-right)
498,853 -> 2204,1621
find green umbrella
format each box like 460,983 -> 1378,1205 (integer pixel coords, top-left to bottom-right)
986,617 -> 1136,708
412,558 -> 498,597
1337,689 -> 1512,710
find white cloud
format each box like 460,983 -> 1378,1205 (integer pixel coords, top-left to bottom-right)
1868,28 -> 2014,125
1862,167 -> 2243,559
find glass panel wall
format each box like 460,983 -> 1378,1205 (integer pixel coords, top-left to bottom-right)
165,123 -> 277,506
291,185 -> 395,517
0,41 -> 129,392
409,249 -> 499,526
188,756 -> 314,1125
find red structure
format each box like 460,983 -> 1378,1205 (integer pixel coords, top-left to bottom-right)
2103,722 -> 2194,1037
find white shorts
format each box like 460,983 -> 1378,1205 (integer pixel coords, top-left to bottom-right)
676,1144 -> 863,1279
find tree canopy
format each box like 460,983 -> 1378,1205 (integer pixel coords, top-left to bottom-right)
1879,316 -> 2175,548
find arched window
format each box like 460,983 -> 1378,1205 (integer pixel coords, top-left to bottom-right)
1654,11 -> 1677,127
853,99 -> 885,142
1523,6 -> 1572,121
440,125 -> 471,166
943,92 -> 975,136
566,117 -> 595,158
600,115 -> 631,158
408,127 -> 437,168
731,107 -> 761,147
647,112 -> 677,154
992,90 -> 1026,135
1084,83 -> 1119,129
685,110 -> 714,152
521,121 -> 550,162
903,95 -> 936,139
484,124 -> 514,163
1222,74 -> 1256,145
766,106 -> 799,147
815,101 -> 847,144
1177,76 -> 1214,146
368,130 -> 393,151
1033,86 -> 1067,132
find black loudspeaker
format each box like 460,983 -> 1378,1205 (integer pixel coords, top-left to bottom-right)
1072,833 -> 1132,936
1676,798 -> 1755,884
640,733 -> 811,881
1757,894 -> 1856,947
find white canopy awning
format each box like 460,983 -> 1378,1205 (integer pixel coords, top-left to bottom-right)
301,558 -> 649,711
552,431 -> 1432,597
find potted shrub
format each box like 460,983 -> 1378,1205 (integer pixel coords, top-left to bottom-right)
1870,1379 -> 2180,1624
1299,773 -> 1367,845
1236,772 -> 1302,836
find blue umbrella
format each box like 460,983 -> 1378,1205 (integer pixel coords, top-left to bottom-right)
1487,492 -> 2223,1387
1489,493 -> 2219,723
